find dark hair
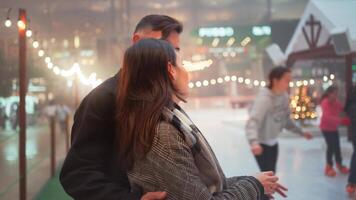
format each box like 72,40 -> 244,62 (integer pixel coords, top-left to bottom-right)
268,66 -> 291,89
116,39 -> 179,169
321,85 -> 338,101
134,15 -> 183,39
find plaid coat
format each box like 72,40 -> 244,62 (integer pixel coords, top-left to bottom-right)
128,121 -> 264,200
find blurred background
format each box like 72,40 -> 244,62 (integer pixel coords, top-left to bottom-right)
0,0 -> 355,199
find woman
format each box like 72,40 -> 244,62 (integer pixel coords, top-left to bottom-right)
115,39 -> 287,199
320,85 -> 350,177
245,67 -> 312,173
345,86 -> 356,193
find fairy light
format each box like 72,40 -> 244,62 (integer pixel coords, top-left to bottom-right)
224,76 -> 231,82
5,18 -> 12,27
260,81 -> 266,87
32,40 -> 39,49
26,29 -> 32,37
38,49 -> 44,57
330,74 -> 335,80
210,79 -> 217,85
45,56 -> 51,64
203,80 -> 209,86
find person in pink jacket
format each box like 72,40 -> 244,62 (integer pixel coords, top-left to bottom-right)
320,85 -> 351,177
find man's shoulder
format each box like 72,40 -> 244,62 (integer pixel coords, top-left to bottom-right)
76,74 -> 118,117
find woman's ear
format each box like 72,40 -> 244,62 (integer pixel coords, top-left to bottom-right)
167,62 -> 176,81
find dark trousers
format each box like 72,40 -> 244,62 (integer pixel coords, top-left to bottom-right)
322,131 -> 343,166
349,123 -> 356,184
254,143 -> 279,172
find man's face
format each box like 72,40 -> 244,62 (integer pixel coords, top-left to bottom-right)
133,30 -> 180,51
165,31 -> 180,51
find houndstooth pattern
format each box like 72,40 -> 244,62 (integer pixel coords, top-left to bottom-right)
128,104 -> 264,200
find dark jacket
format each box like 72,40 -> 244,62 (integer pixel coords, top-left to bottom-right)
345,87 -> 356,122
60,74 -> 141,200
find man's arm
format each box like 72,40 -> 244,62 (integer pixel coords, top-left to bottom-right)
60,78 -> 141,200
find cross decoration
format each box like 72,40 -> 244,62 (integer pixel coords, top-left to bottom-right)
302,14 -> 322,49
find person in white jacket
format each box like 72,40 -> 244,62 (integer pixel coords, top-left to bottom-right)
245,67 -> 313,172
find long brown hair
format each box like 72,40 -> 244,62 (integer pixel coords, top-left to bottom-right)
116,39 -> 178,169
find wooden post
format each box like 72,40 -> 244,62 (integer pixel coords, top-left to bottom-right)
50,116 -> 56,177
18,9 -> 27,200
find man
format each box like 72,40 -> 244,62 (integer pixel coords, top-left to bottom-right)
60,15 -> 182,200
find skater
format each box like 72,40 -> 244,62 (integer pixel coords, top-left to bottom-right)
246,66 -> 312,173
320,85 -> 350,177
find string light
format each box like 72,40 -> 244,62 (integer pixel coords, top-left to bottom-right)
32,40 -> 39,48
224,76 -> 231,82
330,74 -> 335,80
4,9 -> 12,28
210,79 -> 217,85
203,80 -> 209,86
189,75 -> 334,90
5,18 -> 12,27
2,8 -> 103,89
26,29 -> 32,37
44,56 -> 51,64
17,19 -> 26,30
38,49 -> 44,57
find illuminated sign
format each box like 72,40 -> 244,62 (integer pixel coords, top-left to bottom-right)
352,64 -> 356,71
252,26 -> 271,36
199,27 -> 234,37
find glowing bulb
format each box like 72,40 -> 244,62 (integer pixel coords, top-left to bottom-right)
188,82 -> 194,88
323,76 -> 328,82
203,80 -> 209,86
26,29 -> 32,37
45,57 -> 51,64
210,79 -> 217,85
47,63 -> 53,69
38,50 -> 44,57
231,76 -> 237,81
195,81 -> 202,88
5,19 -> 11,27
309,79 -> 315,85
330,74 -> 335,80
260,81 -> 266,87
224,76 -> 231,82
17,20 -> 26,30
253,80 -> 260,86
32,41 -> 39,49
217,78 -> 223,83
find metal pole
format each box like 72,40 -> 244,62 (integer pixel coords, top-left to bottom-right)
18,8 -> 27,200
50,116 -> 56,177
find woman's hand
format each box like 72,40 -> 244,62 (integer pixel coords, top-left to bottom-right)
141,191 -> 167,200
251,143 -> 263,155
254,171 -> 288,198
